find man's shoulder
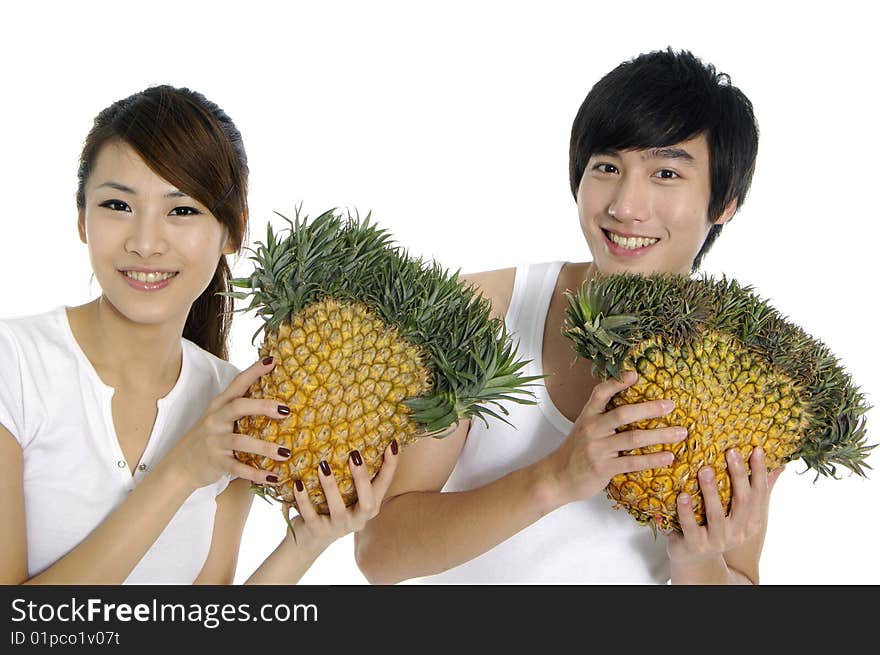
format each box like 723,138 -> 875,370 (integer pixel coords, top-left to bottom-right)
460,267 -> 517,321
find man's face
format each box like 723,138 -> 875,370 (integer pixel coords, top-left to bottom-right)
576,133 -> 734,275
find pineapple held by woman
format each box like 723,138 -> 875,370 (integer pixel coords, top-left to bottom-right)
228,208 -> 538,514
563,272 -> 872,533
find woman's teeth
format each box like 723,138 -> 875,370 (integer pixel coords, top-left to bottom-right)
123,271 -> 177,283
607,232 -> 659,249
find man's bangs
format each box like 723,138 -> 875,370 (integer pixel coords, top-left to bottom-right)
587,96 -> 709,156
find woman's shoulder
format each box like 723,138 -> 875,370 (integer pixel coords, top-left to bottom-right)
181,339 -> 241,390
0,307 -> 68,352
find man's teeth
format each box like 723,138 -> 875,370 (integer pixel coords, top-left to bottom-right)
607,232 -> 659,249
123,271 -> 177,283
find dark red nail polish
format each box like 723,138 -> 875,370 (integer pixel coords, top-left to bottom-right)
262,356 -> 274,366
295,479 -> 304,492
350,449 -> 363,466
266,474 -> 279,483
390,440 -> 399,455
277,447 -> 291,458
320,460 -> 331,476
277,405 -> 290,415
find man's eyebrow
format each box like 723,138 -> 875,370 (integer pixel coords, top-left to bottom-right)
645,147 -> 696,164
95,181 -> 190,198
591,148 -> 621,158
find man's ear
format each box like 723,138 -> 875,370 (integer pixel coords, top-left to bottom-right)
77,211 -> 87,244
713,198 -> 738,226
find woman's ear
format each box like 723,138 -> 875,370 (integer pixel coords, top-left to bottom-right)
78,211 -> 87,244
222,231 -> 237,255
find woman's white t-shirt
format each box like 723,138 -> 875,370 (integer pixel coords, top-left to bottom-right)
0,307 -> 240,584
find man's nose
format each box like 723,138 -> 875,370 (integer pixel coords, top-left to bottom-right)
607,173 -> 650,223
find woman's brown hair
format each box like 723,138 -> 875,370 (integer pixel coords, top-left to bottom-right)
75,85 -> 249,359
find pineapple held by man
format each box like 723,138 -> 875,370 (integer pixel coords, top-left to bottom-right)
227,208 -> 539,514
563,272 -> 872,533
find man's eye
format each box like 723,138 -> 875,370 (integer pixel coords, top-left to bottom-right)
170,206 -> 201,217
595,163 -> 619,174
99,199 -> 131,212
655,169 -> 679,179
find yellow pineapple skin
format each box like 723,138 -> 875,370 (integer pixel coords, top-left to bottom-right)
606,330 -> 808,532
236,298 -> 432,514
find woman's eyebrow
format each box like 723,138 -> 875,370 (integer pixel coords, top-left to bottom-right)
95,181 -> 136,194
95,181 -> 190,198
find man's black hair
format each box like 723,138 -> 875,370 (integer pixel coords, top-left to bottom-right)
569,48 -> 759,270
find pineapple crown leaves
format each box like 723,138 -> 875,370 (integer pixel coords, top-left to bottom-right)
223,205 -> 542,435
562,271 -> 874,480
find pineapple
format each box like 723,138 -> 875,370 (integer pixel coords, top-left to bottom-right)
562,271 -> 873,533
226,207 -> 539,514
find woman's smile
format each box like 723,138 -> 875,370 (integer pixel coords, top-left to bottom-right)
118,268 -> 180,291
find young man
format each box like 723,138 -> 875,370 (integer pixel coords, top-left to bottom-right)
354,48 -> 783,585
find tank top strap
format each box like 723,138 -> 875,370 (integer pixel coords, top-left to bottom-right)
505,261 -> 565,369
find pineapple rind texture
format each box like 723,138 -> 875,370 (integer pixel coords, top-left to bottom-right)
227,208 -> 541,514
607,332 -> 805,532
563,272 -> 873,533
236,298 -> 432,514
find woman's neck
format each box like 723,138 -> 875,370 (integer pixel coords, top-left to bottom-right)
67,297 -> 184,393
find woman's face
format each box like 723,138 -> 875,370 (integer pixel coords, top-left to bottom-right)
576,133 -> 735,276
79,140 -> 234,328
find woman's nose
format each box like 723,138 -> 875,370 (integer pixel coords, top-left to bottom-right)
125,212 -> 168,258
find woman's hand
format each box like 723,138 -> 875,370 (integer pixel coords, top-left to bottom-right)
168,357 -> 292,490
282,441 -> 400,553
666,446 -> 785,571
545,370 -> 687,507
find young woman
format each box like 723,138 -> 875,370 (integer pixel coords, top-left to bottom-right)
354,48 -> 784,585
0,85 -> 397,585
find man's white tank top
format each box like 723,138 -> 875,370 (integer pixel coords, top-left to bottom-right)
417,261 -> 670,584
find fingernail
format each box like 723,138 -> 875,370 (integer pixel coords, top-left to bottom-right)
700,467 -> 713,479
277,447 -> 291,458
350,449 -> 363,466
675,427 -> 688,439
262,356 -> 274,366
678,494 -> 691,505
662,400 -> 675,412
277,405 -> 290,415
755,446 -> 764,457
390,440 -> 399,455
320,460 -> 331,476
266,474 -> 279,483
664,452 -> 674,465
295,479 -> 304,492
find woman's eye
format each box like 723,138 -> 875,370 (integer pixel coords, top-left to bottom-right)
99,199 -> 131,212
594,163 -> 619,174
655,169 -> 679,179
169,206 -> 201,217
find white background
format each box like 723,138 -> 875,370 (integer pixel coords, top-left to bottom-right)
2,1 -> 877,585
